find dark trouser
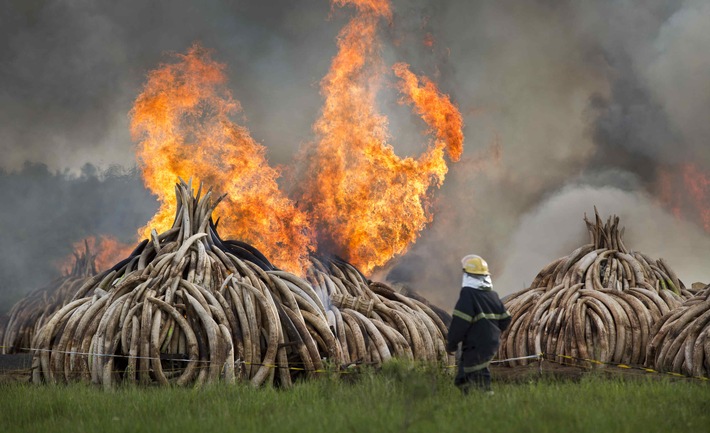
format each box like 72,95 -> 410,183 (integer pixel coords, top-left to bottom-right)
454,363 -> 491,394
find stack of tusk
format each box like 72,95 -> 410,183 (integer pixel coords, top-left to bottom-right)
0,244 -> 98,355
28,179 -> 452,388
498,208 -> 692,369
647,284 -> 710,378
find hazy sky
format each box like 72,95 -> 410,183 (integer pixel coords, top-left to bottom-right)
1,0 -> 709,312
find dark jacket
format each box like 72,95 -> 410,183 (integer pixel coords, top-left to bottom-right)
447,284 -> 511,373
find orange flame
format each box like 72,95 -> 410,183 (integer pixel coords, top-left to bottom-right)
682,163 -> 710,231
656,162 -> 710,232
392,63 -> 463,161
126,1 -> 463,276
56,236 -> 135,274
130,44 -> 313,273
297,0 -> 463,273
423,33 -> 435,48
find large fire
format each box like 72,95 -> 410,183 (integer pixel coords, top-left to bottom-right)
129,45 -> 314,273
297,0 -> 463,273
124,0 -> 462,275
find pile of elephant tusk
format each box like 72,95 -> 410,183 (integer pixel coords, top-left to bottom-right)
1,245 -> 97,355
26,180 -> 451,388
647,285 -> 710,378
499,210 -> 694,369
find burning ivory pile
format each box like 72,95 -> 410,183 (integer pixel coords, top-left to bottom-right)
30,181 -> 449,388
1,245 -> 97,354
499,211 -> 693,368
647,285 -> 710,378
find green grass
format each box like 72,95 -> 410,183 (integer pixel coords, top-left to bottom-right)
1,362 -> 708,433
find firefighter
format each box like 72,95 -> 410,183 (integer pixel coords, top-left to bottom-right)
447,254 -> 511,394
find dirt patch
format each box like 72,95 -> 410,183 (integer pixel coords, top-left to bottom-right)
0,354 -> 33,384
492,361 -> 586,383
492,359 -> 698,383
1,356 -> 685,385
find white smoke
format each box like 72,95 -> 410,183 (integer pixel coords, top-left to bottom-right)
644,0 -> 710,161
496,184 -> 710,298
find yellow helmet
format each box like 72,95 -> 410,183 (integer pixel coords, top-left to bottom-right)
462,254 -> 490,275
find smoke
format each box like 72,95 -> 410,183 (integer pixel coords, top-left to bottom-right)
0,0 -> 338,172
0,164 -> 156,313
384,0 -> 608,307
2,0 -> 709,312
0,0 -> 337,311
644,0 -> 710,162
496,184 -> 710,297
384,0 -> 710,308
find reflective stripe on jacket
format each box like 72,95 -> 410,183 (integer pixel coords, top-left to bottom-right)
447,285 -> 511,371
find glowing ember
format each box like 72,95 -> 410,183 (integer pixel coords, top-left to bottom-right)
129,44 -> 313,273
297,0 -> 463,274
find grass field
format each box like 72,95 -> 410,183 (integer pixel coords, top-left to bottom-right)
1,362 -> 708,433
